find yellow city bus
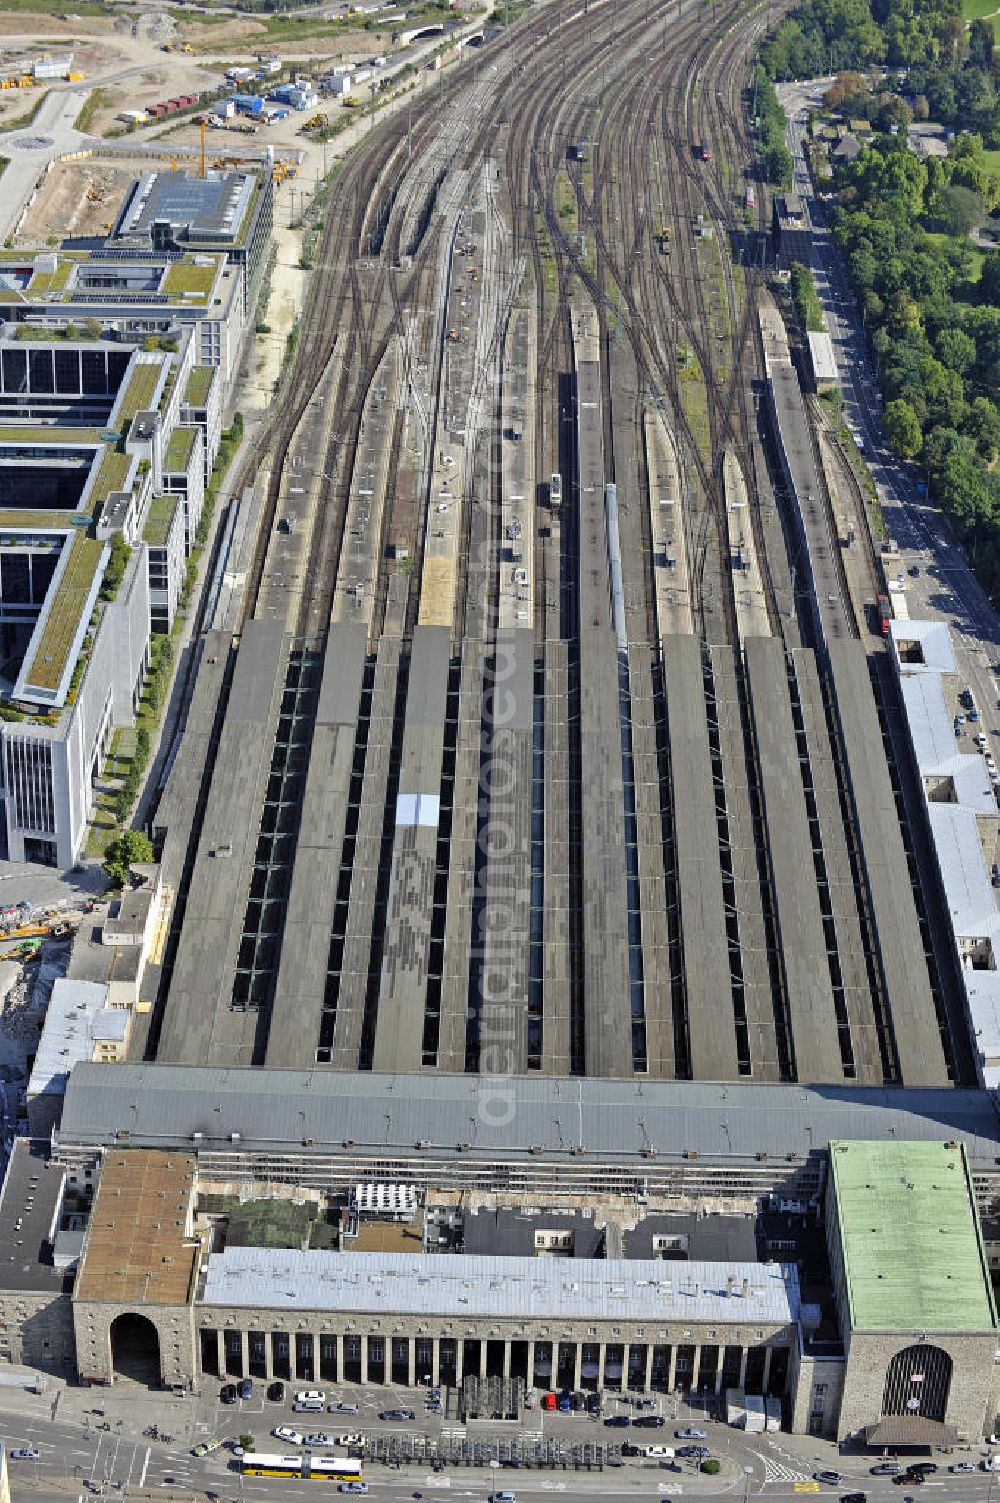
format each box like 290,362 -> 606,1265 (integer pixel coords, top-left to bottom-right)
240,1453 -> 364,1484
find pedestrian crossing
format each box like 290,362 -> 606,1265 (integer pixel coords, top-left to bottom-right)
751,1448 -> 812,1484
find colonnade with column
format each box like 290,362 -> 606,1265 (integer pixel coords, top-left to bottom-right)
197,1321 -> 785,1400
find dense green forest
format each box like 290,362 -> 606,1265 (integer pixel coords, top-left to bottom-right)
761,0 -> 1000,588
830,134 -> 1000,587
763,0 -> 1000,149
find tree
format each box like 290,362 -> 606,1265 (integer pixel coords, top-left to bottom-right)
884,397 -> 924,458
824,70 -> 868,108
966,305 -> 1000,395
965,397 -> 1000,462
103,829 -> 154,889
969,17 -> 995,71
937,13 -> 967,66
980,252 -> 1000,306
934,325 -> 977,375
100,533 -> 131,603
764,141 -> 794,187
928,183 -> 986,235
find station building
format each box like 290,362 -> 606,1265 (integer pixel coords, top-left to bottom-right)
2,1060 -> 999,1444
795,1139 -> 998,1443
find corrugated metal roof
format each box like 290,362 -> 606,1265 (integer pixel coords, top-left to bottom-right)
891,619 -> 1000,1088
900,675 -> 995,815
806,330 -> 837,384
28,979 -> 113,1100
56,1064 -> 1000,1167
890,618 -> 956,675
201,1248 -> 800,1323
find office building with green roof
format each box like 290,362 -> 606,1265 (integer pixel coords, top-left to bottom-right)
0,319 -> 209,865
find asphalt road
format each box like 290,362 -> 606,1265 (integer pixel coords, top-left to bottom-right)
1,1380 -> 997,1502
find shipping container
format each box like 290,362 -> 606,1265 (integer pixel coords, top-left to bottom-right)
33,57 -> 68,80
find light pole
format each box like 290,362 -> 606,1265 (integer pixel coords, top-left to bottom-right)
743,1463 -> 754,1503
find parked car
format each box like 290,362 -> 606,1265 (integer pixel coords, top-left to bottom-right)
379,1409 -> 415,1421
675,1427 -> 707,1439
295,1390 -> 326,1404
334,1434 -> 365,1448
949,1461 -> 977,1473
633,1415 -> 665,1429
273,1426 -> 304,1445
238,1378 -> 253,1401
303,1433 -> 333,1447
908,1464 -> 937,1476
604,1415 -> 630,1428
220,1385 -> 237,1405
267,1381 -> 285,1402
329,1402 -> 359,1414
870,1463 -> 903,1476
677,1444 -> 710,1458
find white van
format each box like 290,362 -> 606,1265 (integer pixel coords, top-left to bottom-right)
295,1389 -> 326,1403
293,1398 -> 324,1413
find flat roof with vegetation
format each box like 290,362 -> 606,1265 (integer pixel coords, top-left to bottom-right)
184,364 -> 216,408
24,533 -> 106,695
0,340 -> 185,709
27,260 -> 75,297
0,426 -> 101,447
143,492 -> 180,548
830,1139 -> 996,1333
163,425 -> 197,473
91,446 -> 133,508
0,509 -> 79,530
113,360 -> 163,429
0,249 -> 228,308
162,257 -> 221,300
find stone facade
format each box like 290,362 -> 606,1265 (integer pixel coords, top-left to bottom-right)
787,1336 -> 846,1440
190,1304 -> 798,1401
835,1330 -> 1000,1444
0,1287 -> 74,1376
72,1298 -> 196,1389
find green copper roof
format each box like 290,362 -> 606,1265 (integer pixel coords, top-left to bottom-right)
830,1139 -> 996,1333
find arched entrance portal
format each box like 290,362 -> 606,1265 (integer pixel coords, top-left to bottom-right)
882,1343 -> 953,1423
110,1313 -> 162,1387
